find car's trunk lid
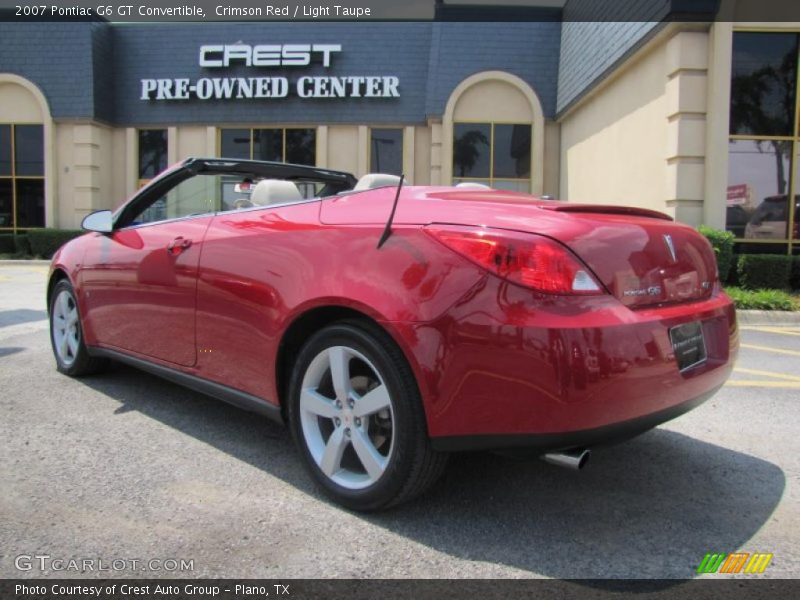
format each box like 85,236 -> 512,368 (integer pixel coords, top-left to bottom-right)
545,210 -> 717,308
321,188 -> 717,308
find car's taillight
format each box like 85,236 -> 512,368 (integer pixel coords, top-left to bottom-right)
425,225 -> 604,295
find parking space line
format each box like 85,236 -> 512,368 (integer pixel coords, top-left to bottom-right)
740,326 -> 800,337
727,380 -> 800,388
740,343 -> 800,357
734,368 -> 800,383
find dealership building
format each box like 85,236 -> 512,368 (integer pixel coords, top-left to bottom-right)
1,7 -> 799,256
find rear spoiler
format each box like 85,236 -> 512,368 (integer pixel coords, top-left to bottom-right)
539,204 -> 673,221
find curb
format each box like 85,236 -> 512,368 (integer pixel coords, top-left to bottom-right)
737,310 -> 800,326
0,259 -> 51,266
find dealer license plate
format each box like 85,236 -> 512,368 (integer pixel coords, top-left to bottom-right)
669,321 -> 707,372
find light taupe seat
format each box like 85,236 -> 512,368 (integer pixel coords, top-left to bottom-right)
353,173 -> 402,191
455,182 -> 491,190
250,179 -> 303,206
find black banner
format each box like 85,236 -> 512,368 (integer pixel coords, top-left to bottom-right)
2,579 -> 799,600
1,0 -> 800,23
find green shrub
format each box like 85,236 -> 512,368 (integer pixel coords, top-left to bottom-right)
28,229 -> 85,259
737,254 -> 792,290
725,286 -> 797,311
0,233 -> 15,254
698,226 -> 735,282
728,253 -> 740,286
792,256 -> 800,291
13,234 -> 31,256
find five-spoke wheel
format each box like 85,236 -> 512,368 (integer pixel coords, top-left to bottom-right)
289,321 -> 447,511
49,279 -> 107,376
299,345 -> 394,489
52,288 -> 81,367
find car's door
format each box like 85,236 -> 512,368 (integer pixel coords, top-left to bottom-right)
79,171 -> 224,367
192,182 -> 324,401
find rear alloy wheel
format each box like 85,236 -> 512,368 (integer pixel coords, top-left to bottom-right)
49,280 -> 107,376
288,321 -> 447,511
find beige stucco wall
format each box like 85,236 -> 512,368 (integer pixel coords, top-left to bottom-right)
176,126 -> 208,160
325,126 -> 360,175
543,122 -> 560,197
53,122 -> 118,228
413,125 -> 431,185
54,124 -> 75,228
110,127 -> 128,209
453,79 -> 534,122
559,27 -> 720,226
559,39 -> 670,212
0,83 -> 43,122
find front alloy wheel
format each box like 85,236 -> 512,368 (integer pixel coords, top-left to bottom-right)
288,321 -> 447,511
52,288 -> 81,368
49,279 -> 107,376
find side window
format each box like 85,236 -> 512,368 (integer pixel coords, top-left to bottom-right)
131,174 -> 223,226
217,177 -> 323,213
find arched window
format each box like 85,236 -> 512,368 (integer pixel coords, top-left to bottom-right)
0,75 -> 51,232
443,71 -> 545,195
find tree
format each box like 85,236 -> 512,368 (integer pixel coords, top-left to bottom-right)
730,46 -> 797,195
453,129 -> 489,177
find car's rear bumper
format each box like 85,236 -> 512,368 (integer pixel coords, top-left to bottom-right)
429,383 -> 722,452
386,281 -> 738,446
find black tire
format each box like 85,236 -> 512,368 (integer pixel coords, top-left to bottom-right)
49,279 -> 108,377
287,320 -> 448,511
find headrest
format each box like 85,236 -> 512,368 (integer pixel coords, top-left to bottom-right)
250,179 -> 303,206
353,173 -> 402,191
454,182 -> 492,190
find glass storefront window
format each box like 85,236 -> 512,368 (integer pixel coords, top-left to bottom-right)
794,151 -> 800,240
453,123 -> 490,178
0,179 -> 12,227
0,123 -> 44,231
285,129 -> 315,165
220,128 -> 316,165
220,129 -> 250,160
726,139 -> 792,240
729,30 -> 800,254
15,179 -> 45,228
370,128 -> 403,175
0,125 -> 11,176
138,129 -> 168,181
253,129 -> 282,162
493,124 -> 531,179
15,124 -> 44,176
730,32 -> 798,137
453,122 -> 531,191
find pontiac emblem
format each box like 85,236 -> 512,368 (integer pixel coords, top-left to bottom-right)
663,234 -> 677,262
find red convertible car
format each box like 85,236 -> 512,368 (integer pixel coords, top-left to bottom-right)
48,158 -> 737,510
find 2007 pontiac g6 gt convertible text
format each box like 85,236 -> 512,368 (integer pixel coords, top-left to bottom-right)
48,158 -> 738,510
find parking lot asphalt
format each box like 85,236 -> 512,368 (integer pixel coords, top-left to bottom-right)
0,263 -> 798,580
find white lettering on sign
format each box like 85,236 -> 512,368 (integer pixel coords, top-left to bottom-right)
139,44 -> 400,101
198,44 -> 342,68
141,76 -> 399,101
141,78 -> 291,100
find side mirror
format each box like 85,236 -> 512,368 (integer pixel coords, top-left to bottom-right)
81,210 -> 113,233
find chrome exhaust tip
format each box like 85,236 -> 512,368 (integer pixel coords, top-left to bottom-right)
542,448 -> 591,470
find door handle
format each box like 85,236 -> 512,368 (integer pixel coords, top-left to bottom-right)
167,237 -> 193,255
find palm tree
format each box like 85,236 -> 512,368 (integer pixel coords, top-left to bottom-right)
453,129 -> 489,177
